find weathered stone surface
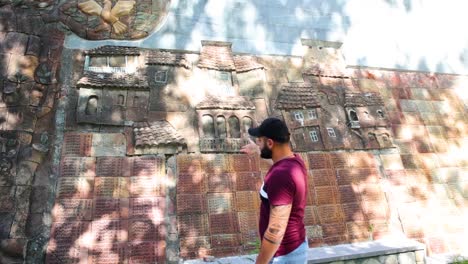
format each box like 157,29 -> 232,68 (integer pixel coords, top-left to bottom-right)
0,213 -> 14,239
30,186 -> 49,214
0,239 -> 26,258
398,252 -> 416,264
15,161 -> 38,186
0,187 -> 15,212
379,254 -> 398,264
362,258 -> 382,264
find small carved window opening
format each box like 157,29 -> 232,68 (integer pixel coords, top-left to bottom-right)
377,110 -> 385,119
117,94 -> 125,105
294,111 -> 304,121
202,115 -> 215,138
155,71 -> 167,83
349,110 -> 359,121
216,116 -> 227,139
219,71 -> 229,81
85,96 -> 98,115
309,131 -> 319,142
228,116 -> 241,138
242,116 -> 253,134
132,96 -> 139,107
307,109 -> 317,120
383,135 -> 389,142
318,92 -> 326,101
327,127 -> 336,137
364,111 -> 370,119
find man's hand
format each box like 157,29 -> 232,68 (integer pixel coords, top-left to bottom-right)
240,138 -> 260,155
255,204 -> 292,264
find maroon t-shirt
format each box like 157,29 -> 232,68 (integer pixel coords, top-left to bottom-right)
259,154 -> 308,257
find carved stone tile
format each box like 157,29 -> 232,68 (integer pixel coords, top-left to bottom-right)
177,194 -> 207,214
56,177 -> 94,199
178,214 -> 210,238
52,199 -> 93,222
209,212 -> 239,234
60,157 -> 96,178
93,198 -> 129,220
91,219 -> 129,244
129,197 -> 165,221
62,133 -> 93,157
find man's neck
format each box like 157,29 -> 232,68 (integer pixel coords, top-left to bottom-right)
272,148 -> 294,163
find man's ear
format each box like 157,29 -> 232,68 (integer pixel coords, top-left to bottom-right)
267,138 -> 274,148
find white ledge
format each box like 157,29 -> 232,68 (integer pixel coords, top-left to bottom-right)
307,238 -> 426,263
184,238 -> 426,264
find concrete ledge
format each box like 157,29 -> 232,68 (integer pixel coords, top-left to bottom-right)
307,238 -> 425,263
184,238 -> 426,264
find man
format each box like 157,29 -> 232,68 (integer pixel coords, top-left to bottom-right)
241,117 -> 308,264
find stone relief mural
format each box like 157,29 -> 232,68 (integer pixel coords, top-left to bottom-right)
1,0 -> 467,261
47,38 -> 467,263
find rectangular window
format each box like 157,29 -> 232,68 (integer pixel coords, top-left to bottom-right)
109,56 -> 126,67
309,131 -> 318,142
327,127 -> 336,137
89,56 -> 108,67
294,111 -> 304,121
219,71 -> 229,81
155,71 -> 167,83
307,109 -> 317,119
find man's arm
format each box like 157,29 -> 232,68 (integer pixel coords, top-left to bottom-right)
256,204 -> 292,264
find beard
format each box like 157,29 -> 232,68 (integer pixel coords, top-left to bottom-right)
260,144 -> 273,159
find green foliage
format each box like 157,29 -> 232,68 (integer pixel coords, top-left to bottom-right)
248,239 -> 261,254
451,255 -> 468,264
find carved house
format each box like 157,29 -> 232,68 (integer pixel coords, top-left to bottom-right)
196,96 -> 256,152
146,51 -> 192,112
76,71 -> 149,125
132,121 -> 187,155
193,41 -> 267,153
344,92 -> 393,149
84,45 -> 141,73
275,83 -> 324,151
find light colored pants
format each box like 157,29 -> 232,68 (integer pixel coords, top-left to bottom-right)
269,239 -> 308,264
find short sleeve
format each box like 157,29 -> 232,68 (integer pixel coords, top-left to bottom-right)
266,168 -> 295,206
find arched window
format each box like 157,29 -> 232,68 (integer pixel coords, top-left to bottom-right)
216,116 -> 227,139
377,110 -> 385,119
85,96 -> 98,115
349,110 -> 358,121
228,116 -> 241,138
118,94 -> 125,105
202,115 -> 215,138
242,117 -> 253,133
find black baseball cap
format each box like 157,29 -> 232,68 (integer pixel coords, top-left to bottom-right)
248,117 -> 290,143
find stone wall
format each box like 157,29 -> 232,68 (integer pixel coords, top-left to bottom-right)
0,2 -> 65,263
48,39 -> 467,263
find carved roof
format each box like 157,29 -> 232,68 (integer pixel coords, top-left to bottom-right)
197,42 -> 236,71
233,55 -> 264,73
303,63 -> 349,78
276,83 -> 320,110
133,121 -> 186,147
146,51 -> 191,69
85,45 -> 140,56
196,96 -> 256,110
77,72 -> 149,89
344,92 -> 384,107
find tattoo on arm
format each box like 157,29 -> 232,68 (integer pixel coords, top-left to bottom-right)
263,204 -> 292,245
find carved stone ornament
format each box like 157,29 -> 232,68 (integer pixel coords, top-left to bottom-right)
59,0 -> 172,40
78,0 -> 136,35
